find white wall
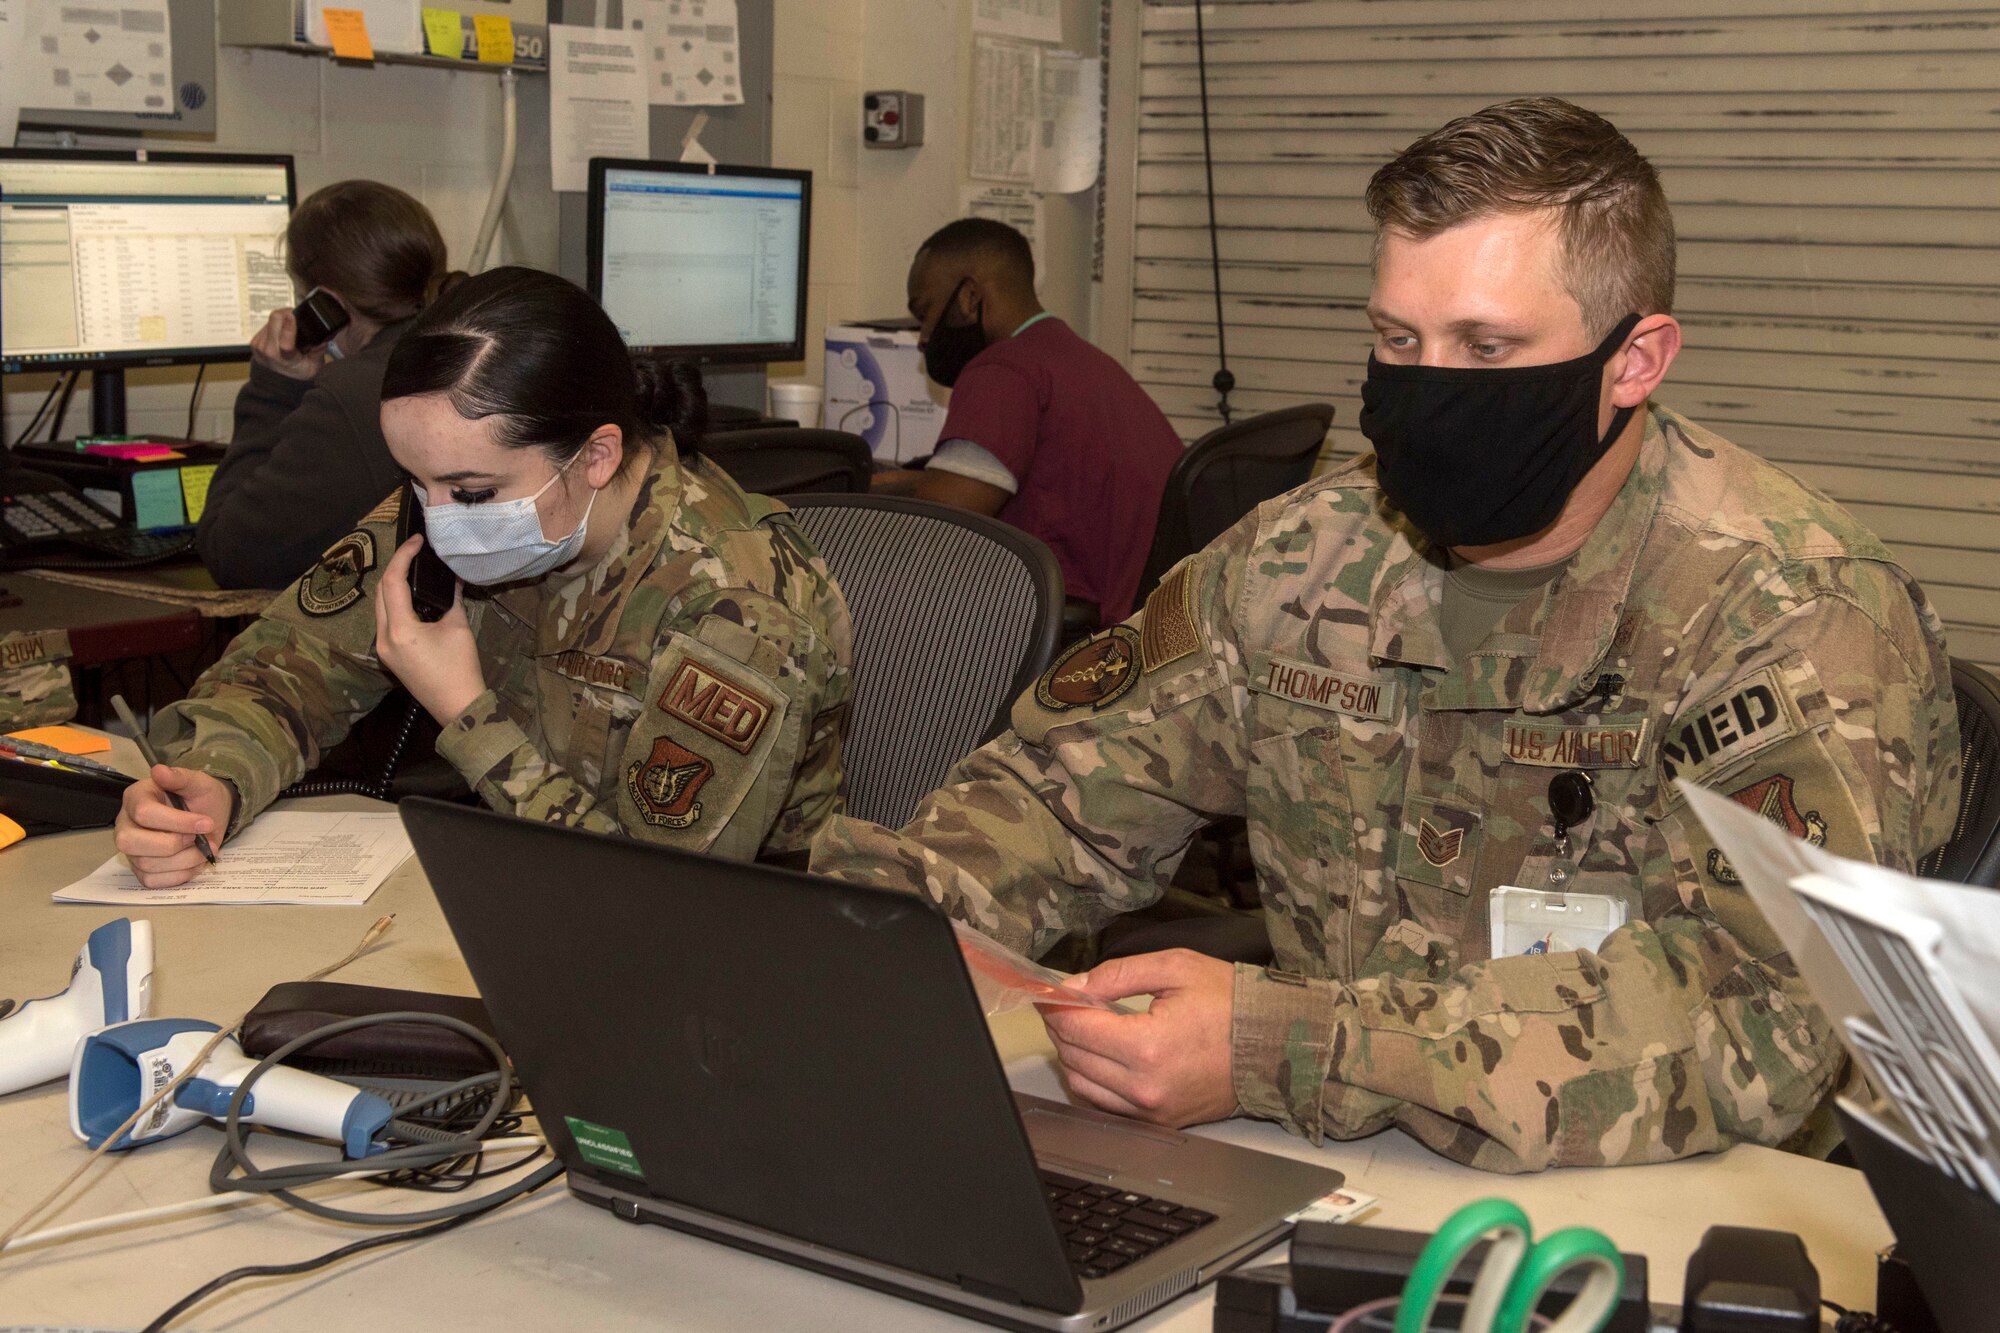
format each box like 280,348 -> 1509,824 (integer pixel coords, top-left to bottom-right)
3,44 -> 556,444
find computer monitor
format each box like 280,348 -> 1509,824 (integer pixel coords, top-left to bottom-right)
586,160 -> 811,366
0,148 -> 296,435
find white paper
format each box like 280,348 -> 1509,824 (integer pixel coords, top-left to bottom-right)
679,110 -> 717,165
21,0 -> 174,116
629,0 -> 741,107
548,23 -> 649,195
971,36 -> 1040,184
973,0 -> 1062,44
307,0 -> 423,55
963,183 -> 1044,285
1033,51 -> 1101,195
55,813 -> 415,908
0,0 -> 24,147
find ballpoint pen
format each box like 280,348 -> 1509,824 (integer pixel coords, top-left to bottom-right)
109,694 -> 216,866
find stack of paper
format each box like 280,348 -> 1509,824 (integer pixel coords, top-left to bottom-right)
57,812 -> 414,907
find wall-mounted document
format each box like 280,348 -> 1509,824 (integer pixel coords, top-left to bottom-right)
549,22 -> 649,194
971,36 -> 1039,185
973,0 -> 1062,45
627,0 -> 742,106
1034,51 -> 1101,195
0,0 -> 24,147
21,0 -> 173,116
963,183 -> 1044,286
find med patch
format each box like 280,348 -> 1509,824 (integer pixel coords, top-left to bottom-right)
1658,664 -> 1799,785
1036,626 -> 1142,712
657,656 -> 775,754
297,530 -> 376,618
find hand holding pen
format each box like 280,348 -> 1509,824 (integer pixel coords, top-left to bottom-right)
109,695 -> 236,887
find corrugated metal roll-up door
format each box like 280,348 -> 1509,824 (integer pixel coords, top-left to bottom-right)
1100,0 -> 2000,669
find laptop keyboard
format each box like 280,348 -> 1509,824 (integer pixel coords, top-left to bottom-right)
1040,1170 -> 1215,1280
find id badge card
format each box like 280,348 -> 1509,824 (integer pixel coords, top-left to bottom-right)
1489,886 -> 1627,957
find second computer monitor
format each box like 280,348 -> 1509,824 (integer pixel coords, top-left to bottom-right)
587,160 -> 811,365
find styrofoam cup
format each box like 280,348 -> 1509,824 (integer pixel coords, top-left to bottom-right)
768,380 -> 822,428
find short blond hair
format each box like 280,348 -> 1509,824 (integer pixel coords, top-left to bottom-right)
1365,97 -> 1675,337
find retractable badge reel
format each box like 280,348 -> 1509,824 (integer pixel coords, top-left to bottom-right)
1489,770 -> 1627,958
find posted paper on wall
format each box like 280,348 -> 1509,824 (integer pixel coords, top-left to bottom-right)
963,183 -> 1044,286
0,0 -> 24,147
21,0 -> 174,116
972,0 -> 1062,45
549,23 -> 649,194
627,0 -> 741,106
971,36 -> 1040,184
55,813 -> 416,907
1034,51 -> 1101,195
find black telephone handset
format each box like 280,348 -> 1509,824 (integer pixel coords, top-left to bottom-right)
394,485 -> 460,623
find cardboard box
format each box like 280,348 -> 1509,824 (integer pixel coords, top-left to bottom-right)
823,322 -> 947,464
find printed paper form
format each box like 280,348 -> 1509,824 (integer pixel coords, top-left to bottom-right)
55,813 -> 415,907
549,23 -> 649,194
20,0 -> 174,116
971,37 -> 1040,184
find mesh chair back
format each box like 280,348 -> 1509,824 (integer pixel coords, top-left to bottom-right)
1137,403 -> 1333,600
790,497 -> 1063,830
702,428 -> 873,496
1918,658 -> 2000,886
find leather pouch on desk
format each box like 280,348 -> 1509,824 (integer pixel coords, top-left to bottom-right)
240,981 -> 502,1080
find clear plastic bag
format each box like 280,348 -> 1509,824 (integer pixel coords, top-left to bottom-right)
954,922 -> 1134,1016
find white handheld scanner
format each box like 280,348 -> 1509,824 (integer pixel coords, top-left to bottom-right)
0,917 -> 155,1095
70,1018 -> 394,1158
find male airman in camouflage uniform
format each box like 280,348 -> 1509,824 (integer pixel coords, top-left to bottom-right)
812,100 -> 1960,1171
0,629 -> 77,730
150,456 -> 852,862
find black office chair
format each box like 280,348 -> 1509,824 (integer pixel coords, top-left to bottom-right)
1919,657 -> 2000,887
788,495 -> 1063,830
1133,403 -> 1334,605
700,429 -> 874,497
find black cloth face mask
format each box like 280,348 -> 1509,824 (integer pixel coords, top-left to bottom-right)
1358,313 -> 1644,549
922,278 -> 987,388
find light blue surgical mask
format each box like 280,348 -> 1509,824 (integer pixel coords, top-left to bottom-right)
413,455 -> 598,586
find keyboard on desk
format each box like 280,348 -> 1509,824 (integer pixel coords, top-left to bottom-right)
1040,1169 -> 1216,1280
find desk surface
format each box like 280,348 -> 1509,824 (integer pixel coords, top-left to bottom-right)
0,742 -> 1893,1330
0,572 -> 203,668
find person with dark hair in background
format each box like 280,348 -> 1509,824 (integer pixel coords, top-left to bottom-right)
198,180 -> 462,589
116,267 -> 854,885
877,218 -> 1182,625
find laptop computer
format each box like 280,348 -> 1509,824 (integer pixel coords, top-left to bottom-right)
401,798 -> 1343,1332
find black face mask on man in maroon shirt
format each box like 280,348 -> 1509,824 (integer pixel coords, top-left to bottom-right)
922,278 -> 988,388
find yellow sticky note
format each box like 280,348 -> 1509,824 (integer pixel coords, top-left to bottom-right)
422,7 -> 463,58
0,813 -> 24,852
473,14 -> 513,63
322,7 -> 375,60
180,462 -> 217,525
7,726 -> 113,755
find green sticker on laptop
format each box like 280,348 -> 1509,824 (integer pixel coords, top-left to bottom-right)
564,1115 -> 645,1179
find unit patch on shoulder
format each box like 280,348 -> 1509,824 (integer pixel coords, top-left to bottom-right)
1658,665 -> 1800,786
297,530 -> 376,618
1705,773 -> 1829,886
626,737 -> 713,829
1140,561 -> 1201,673
657,658 -> 775,754
1036,626 -> 1142,712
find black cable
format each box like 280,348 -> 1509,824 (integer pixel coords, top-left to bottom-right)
46,371 -> 80,443
185,364 -> 207,440
9,374 -> 67,448
1824,1300 -> 1899,1333
1191,0 -> 1235,425
140,1166 -> 561,1333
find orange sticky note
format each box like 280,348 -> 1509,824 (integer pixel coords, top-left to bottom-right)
322,7 -> 375,60
0,813 -> 24,852
7,726 -> 112,755
473,14 -> 513,63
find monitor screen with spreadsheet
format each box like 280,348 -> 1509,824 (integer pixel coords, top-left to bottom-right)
0,150 -> 296,373
586,160 -> 811,365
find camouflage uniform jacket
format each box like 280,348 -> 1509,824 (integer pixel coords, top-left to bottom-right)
0,629 -> 77,730
153,453 -> 853,862
814,406 -> 1960,1171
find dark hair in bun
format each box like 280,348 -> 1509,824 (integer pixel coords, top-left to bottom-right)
380,265 -> 705,468
633,357 -> 707,460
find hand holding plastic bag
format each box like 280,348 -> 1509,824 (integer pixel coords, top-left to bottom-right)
954,923 -> 1134,1016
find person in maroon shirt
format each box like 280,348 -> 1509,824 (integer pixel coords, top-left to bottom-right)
875,219 -> 1182,624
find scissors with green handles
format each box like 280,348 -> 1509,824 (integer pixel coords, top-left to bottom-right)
1394,1198 -> 1624,1333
